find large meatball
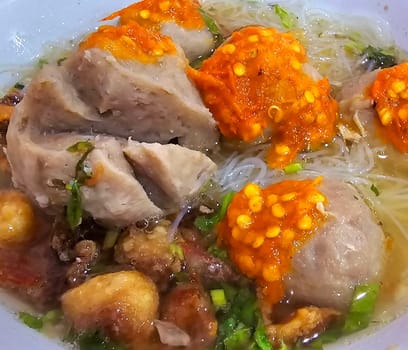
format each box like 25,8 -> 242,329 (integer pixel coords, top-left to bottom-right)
284,179 -> 385,311
219,178 -> 385,311
61,271 -> 159,344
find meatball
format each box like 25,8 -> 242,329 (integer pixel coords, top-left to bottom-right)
284,179 -> 385,311
0,190 -> 35,246
219,178 -> 385,311
61,271 -> 159,344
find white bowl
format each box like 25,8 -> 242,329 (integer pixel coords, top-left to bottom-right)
0,0 -> 407,349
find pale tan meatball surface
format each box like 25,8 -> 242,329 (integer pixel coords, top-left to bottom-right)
61,271 -> 159,344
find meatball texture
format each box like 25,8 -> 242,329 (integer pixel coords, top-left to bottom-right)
61,271 -> 159,343
0,190 -> 35,246
284,179 -> 385,311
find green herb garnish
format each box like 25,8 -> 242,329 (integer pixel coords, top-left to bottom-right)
211,289 -> 227,309
19,312 -> 43,330
284,162 -> 303,174
13,82 -> 25,90
38,58 -> 49,68
66,140 -> 95,229
208,244 -> 228,260
18,309 -> 62,331
307,283 -> 380,348
194,191 -> 235,233
103,229 -> 120,250
41,309 -> 63,324
57,57 -> 67,66
77,331 -> 129,350
199,8 -> 224,48
370,184 -> 380,196
273,4 -> 296,29
362,45 -> 396,69
343,283 -> 380,334
214,285 -> 273,350
169,242 -> 184,260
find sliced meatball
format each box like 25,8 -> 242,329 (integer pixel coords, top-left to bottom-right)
64,47 -> 218,151
114,222 -> 181,291
284,179 -> 385,311
124,141 -> 217,210
160,283 -> 217,348
6,125 -> 163,225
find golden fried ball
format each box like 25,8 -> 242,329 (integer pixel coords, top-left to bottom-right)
0,190 -> 35,246
61,271 -> 159,343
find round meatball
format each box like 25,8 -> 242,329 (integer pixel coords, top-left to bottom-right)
283,179 -> 385,311
61,271 -> 159,343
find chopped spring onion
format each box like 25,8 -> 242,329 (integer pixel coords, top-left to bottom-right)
199,8 -> 224,48
57,57 -> 67,66
66,180 -> 83,230
283,162 -> 303,174
195,191 -> 235,233
169,242 -> 184,260
343,283 -> 380,334
18,309 -> 62,331
77,331 -> 129,350
65,141 -> 95,229
208,244 -> 228,260
215,285 -> 272,350
253,319 -> 272,350
307,283 -> 380,348
103,229 -> 120,250
273,4 -> 296,29
13,82 -> 25,90
19,312 -> 43,330
370,184 -> 380,197
38,58 -> 48,68
211,289 -> 227,309
224,326 -> 252,350
41,309 -> 63,324
361,45 -> 396,69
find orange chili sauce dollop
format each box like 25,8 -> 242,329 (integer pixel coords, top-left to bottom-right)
218,178 -> 328,305
370,61 -> 408,152
79,23 -> 176,64
103,0 -> 206,31
188,26 -> 338,168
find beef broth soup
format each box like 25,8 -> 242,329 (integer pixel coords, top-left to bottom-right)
0,0 -> 408,349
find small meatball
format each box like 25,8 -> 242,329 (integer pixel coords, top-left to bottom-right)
161,283 -> 217,348
61,271 -> 159,343
114,222 -> 181,291
284,179 -> 385,311
0,190 -> 35,246
266,307 -> 340,347
188,26 -> 338,168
